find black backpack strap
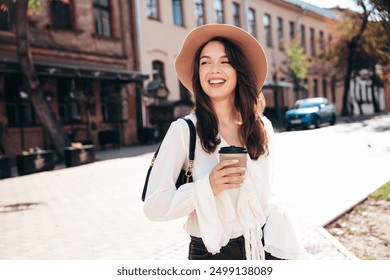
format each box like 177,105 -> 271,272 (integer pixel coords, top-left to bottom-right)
142,117 -> 196,201
182,117 -> 196,161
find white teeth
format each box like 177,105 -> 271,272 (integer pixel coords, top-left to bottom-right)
209,79 -> 224,84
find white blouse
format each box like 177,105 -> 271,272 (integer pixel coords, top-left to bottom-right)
143,113 -> 305,259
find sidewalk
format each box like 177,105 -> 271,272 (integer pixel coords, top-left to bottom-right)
0,143 -> 358,260
4,113 -> 389,260
94,145 -> 360,260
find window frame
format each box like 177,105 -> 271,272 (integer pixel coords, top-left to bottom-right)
214,0 -> 224,24
0,0 -> 16,31
299,24 -> 306,52
309,27 -> 316,57
232,2 -> 241,27
50,0 -> 74,30
93,0 -> 112,37
172,0 -> 184,26
57,79 -> 83,125
289,21 -> 295,42
276,17 -> 284,51
263,13 -> 272,48
247,8 -> 256,38
4,75 -> 36,127
194,0 -> 205,26
146,0 -> 160,20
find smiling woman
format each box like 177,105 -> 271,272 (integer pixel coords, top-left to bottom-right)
143,24 -> 306,260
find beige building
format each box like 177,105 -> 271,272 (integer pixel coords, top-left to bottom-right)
136,0 -> 342,127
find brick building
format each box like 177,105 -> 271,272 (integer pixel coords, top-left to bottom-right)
0,0 -> 147,157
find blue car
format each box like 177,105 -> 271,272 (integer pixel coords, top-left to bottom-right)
284,97 -> 336,131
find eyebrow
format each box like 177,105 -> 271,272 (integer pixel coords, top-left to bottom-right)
200,55 -> 229,60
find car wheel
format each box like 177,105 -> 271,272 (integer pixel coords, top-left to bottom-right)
314,115 -> 321,128
330,114 -> 336,125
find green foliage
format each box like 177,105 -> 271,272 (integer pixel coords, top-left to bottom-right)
28,0 -> 42,12
370,181 -> 390,201
0,0 -> 42,12
286,40 -> 310,95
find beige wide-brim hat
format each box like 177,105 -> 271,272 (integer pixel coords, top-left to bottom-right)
175,24 -> 268,94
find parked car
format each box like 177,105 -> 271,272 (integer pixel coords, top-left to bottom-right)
284,97 -> 336,131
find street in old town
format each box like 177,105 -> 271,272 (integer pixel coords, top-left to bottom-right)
0,114 -> 389,260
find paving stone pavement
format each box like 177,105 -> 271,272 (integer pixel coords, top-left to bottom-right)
4,113 -> 389,260
0,152 -> 356,260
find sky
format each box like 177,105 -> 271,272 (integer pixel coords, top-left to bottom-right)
303,0 -> 359,11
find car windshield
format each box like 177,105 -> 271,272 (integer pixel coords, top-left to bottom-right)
295,102 -> 321,109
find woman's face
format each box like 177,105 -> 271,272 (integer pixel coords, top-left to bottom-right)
198,40 -> 237,101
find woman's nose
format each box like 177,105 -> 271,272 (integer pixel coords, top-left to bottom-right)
210,64 -> 221,74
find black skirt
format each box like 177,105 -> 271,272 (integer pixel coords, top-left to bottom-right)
188,235 -> 285,260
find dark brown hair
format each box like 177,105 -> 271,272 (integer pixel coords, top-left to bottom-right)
192,37 -> 268,160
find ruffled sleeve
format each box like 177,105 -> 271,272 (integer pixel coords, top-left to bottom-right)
261,116 -> 306,259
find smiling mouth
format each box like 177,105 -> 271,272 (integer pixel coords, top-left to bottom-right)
209,79 -> 225,85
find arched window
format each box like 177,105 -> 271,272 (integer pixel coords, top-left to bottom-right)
152,60 -> 165,84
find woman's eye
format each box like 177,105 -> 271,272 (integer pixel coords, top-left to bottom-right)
221,61 -> 230,64
200,61 -> 209,65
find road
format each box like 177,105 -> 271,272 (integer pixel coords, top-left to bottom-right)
273,113 -> 390,226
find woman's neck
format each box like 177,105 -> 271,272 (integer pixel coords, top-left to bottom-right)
213,100 -> 240,126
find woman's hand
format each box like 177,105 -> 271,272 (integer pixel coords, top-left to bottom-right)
209,159 -> 246,196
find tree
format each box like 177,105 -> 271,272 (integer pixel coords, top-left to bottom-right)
368,0 -> 390,32
327,0 -> 389,116
10,0 -> 70,158
285,40 -> 310,101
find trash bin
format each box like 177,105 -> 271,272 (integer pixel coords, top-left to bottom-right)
16,150 -> 55,176
0,155 -> 11,179
64,145 -> 95,167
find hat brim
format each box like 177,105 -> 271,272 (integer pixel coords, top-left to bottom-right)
175,24 -> 268,94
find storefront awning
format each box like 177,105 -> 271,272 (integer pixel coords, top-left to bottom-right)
0,57 -> 149,83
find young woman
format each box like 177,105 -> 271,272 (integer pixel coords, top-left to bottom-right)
143,24 -> 305,260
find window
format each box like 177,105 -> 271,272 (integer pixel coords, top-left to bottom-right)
4,75 -> 36,127
310,27 -> 316,57
232,3 -> 240,27
100,82 -> 123,123
276,17 -> 284,50
93,0 -> 112,37
57,79 -> 82,124
263,14 -> 272,47
50,0 -> 73,29
319,30 -> 325,53
0,0 -> 16,31
214,0 -> 224,24
322,79 -> 327,98
194,0 -> 205,26
152,60 -> 165,84
289,21 -> 295,41
248,8 -> 256,37
299,24 -> 306,52
172,0 -> 184,26
146,0 -> 160,20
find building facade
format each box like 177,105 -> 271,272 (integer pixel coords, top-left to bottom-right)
136,0 -> 345,127
0,0 -> 148,157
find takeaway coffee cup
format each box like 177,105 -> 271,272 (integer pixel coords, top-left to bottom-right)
218,146 -> 247,168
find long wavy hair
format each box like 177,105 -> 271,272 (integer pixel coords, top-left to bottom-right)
192,37 -> 268,160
